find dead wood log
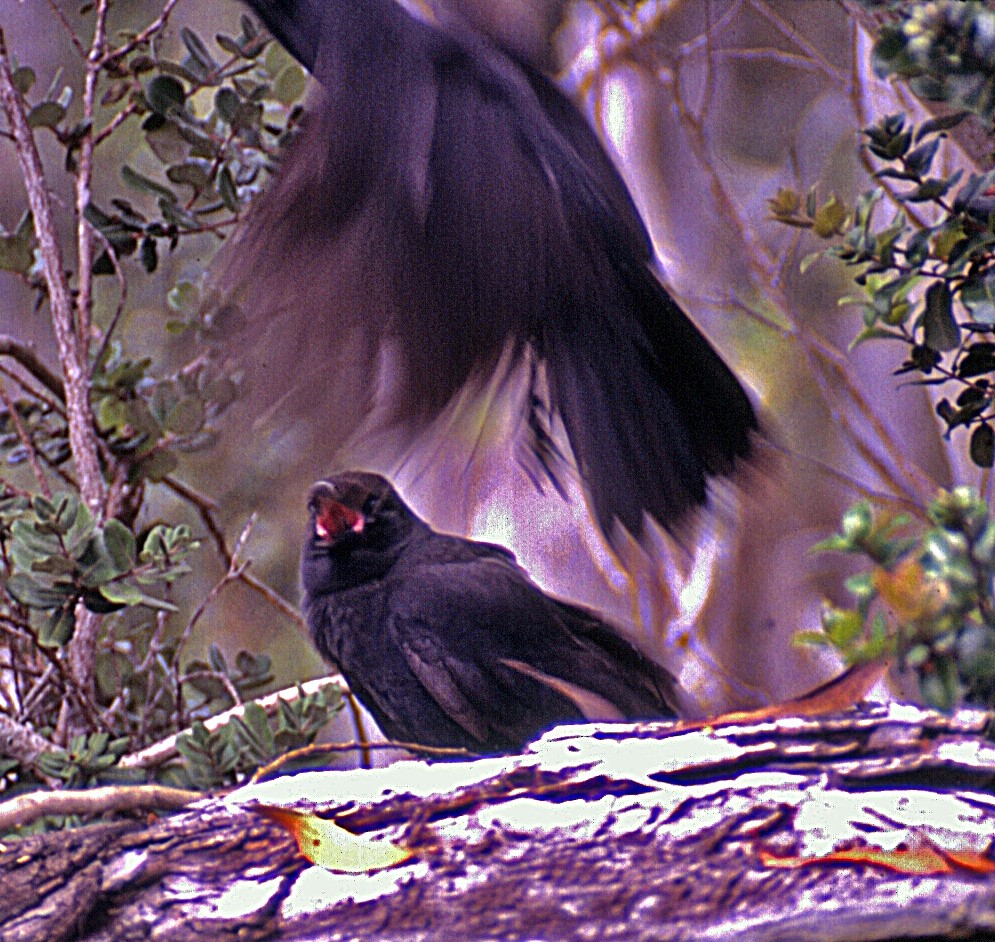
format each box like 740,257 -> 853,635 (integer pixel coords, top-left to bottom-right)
3,701 -> 995,941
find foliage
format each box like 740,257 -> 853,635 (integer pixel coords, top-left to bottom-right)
861,0 -> 995,121
0,5 -> 343,824
771,5 -> 995,709
770,110 -> 995,464
173,684 -> 340,789
798,488 -> 995,710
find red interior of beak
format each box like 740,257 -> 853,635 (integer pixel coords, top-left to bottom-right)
316,500 -> 364,541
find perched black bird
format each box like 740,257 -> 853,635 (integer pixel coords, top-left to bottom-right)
219,0 -> 758,544
301,472 -> 677,752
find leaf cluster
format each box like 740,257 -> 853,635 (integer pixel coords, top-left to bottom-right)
865,1 -> 995,121
1,492 -> 194,646
0,7 -> 334,823
174,685 -> 341,789
770,111 -> 995,467
803,489 -> 995,711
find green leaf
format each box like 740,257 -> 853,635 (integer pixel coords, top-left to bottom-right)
140,237 -> 158,273
923,281 -> 959,352
131,449 -> 179,483
5,573 -> 75,609
180,27 -> 219,78
12,66 -> 35,95
164,397 -> 205,436
971,423 -> 995,469
217,166 -> 239,212
0,211 -> 35,274
167,280 -> 200,313
214,86 -> 240,123
99,580 -> 176,611
102,518 -> 137,573
166,161 -> 211,192
39,604 -> 76,648
122,165 -> 177,202
27,101 -> 65,130
98,580 -> 143,606
958,342 -> 995,379
812,195 -> 847,238
273,64 -> 306,106
264,41 -> 294,79
145,75 -> 186,117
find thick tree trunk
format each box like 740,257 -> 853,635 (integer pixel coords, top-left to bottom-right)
4,701 -> 995,941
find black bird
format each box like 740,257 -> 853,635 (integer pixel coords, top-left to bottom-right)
301,472 -> 677,752
218,0 -> 758,544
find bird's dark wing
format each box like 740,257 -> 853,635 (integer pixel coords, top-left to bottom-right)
383,549 -> 674,750
219,1 -> 756,540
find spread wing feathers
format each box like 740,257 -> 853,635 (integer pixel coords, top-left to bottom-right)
216,3 -> 756,539
384,553 -> 675,749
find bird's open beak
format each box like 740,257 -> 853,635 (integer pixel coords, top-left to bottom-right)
315,498 -> 365,542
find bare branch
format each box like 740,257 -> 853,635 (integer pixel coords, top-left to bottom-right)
74,0 -> 111,351
0,30 -> 105,515
163,475 -> 309,632
250,738 -> 476,782
0,783 -> 199,832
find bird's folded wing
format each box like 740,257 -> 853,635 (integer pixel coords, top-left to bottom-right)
389,558 -> 578,746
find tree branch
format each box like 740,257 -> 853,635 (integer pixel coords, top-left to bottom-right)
0,335 -> 64,401
0,31 -> 105,516
0,713 -> 59,787
0,783 -> 199,832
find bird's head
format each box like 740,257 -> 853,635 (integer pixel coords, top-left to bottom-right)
302,472 -> 420,596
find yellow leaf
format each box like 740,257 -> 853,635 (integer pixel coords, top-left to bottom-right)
256,805 -> 413,872
759,845 -> 951,875
873,558 -> 946,622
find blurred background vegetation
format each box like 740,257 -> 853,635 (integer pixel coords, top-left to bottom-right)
2,0 -> 995,813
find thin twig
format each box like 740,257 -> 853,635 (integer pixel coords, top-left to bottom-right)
92,99 -> 138,147
100,0 -> 183,68
75,0 -> 111,356
345,689 -> 372,768
87,225 -> 128,379
44,0 -> 87,59
172,516 -> 255,728
0,336 -> 64,400
0,377 -> 51,498
250,739 -> 476,783
0,617 -> 111,737
162,475 -> 309,631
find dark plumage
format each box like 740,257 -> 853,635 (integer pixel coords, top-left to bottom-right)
220,0 -> 757,545
301,472 -> 677,753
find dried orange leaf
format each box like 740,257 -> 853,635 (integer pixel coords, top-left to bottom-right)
759,845 -> 951,875
256,805 -> 413,872
937,848 -> 995,874
680,660 -> 890,732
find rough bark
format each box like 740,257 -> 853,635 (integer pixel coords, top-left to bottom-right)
3,701 -> 995,941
